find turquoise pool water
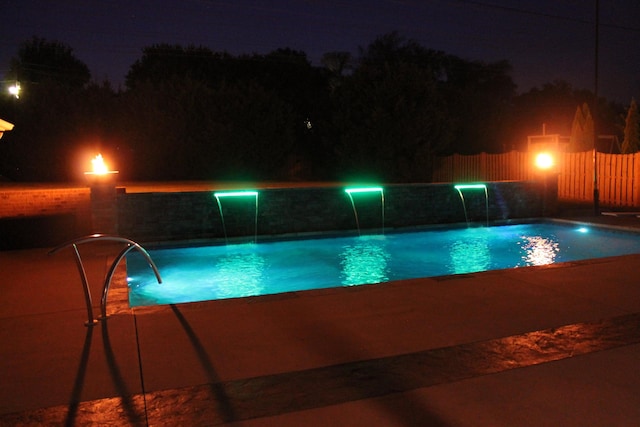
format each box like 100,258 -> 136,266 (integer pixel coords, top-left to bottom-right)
127,222 -> 640,307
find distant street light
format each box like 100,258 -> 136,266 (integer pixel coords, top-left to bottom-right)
8,82 -> 20,99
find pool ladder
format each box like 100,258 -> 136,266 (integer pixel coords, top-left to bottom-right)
49,234 -> 162,326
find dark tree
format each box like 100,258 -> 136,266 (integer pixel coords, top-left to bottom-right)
1,33 -> 628,183
125,44 -> 231,90
328,33 -> 454,182
621,98 -> 640,154
9,37 -> 90,88
508,80 -> 622,151
0,38 -> 110,181
121,45 -> 331,181
441,57 -> 516,154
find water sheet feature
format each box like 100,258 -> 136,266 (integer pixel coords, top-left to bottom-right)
344,187 -> 385,235
214,191 -> 259,243
454,184 -> 489,226
127,222 -> 640,307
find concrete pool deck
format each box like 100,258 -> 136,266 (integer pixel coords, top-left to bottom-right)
2,214 -> 640,425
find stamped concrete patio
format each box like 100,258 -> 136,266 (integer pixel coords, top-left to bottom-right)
1,212 -> 640,426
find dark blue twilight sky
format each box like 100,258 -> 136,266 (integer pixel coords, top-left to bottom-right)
1,0 -> 639,103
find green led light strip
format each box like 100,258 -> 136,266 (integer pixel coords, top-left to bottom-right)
454,184 -> 487,190
344,187 -> 385,235
214,191 -> 259,198
213,190 -> 259,243
344,187 -> 384,194
454,183 -> 489,226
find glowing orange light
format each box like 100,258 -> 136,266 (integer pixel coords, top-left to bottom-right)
91,154 -> 108,174
535,152 -> 554,170
85,154 -> 118,176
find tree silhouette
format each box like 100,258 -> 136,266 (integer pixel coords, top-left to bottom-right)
9,37 -> 90,88
329,33 -> 454,182
0,38 -> 104,181
119,47 -> 308,180
568,102 -> 595,152
621,99 -> 640,154
440,57 -> 515,154
0,33 -> 628,182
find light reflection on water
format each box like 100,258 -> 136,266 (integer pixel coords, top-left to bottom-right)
127,223 -> 640,307
212,252 -> 265,298
340,237 -> 390,286
448,229 -> 491,274
519,235 -> 559,266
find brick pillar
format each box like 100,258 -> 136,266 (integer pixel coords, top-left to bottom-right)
89,176 -> 119,234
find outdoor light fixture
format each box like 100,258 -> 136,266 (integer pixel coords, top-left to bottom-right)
8,82 -> 20,99
535,152 -> 554,170
0,118 -> 14,139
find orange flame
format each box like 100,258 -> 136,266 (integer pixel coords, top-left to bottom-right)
90,154 -> 109,175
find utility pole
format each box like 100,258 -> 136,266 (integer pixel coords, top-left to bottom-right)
593,0 -> 600,215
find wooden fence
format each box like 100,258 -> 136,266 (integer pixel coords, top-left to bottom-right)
432,152 -> 534,182
433,151 -> 640,207
590,152 -> 640,207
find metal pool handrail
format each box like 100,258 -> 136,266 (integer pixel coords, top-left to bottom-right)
49,234 -> 162,326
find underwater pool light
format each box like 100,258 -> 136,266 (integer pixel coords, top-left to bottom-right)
577,227 -> 589,233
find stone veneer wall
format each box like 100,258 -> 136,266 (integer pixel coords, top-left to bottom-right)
116,181 -> 545,244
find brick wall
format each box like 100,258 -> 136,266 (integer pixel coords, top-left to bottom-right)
0,187 -> 92,249
0,187 -> 91,218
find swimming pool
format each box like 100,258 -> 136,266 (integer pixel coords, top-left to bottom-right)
127,222 -> 640,307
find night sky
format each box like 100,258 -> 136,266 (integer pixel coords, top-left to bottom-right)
1,0 -> 639,103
